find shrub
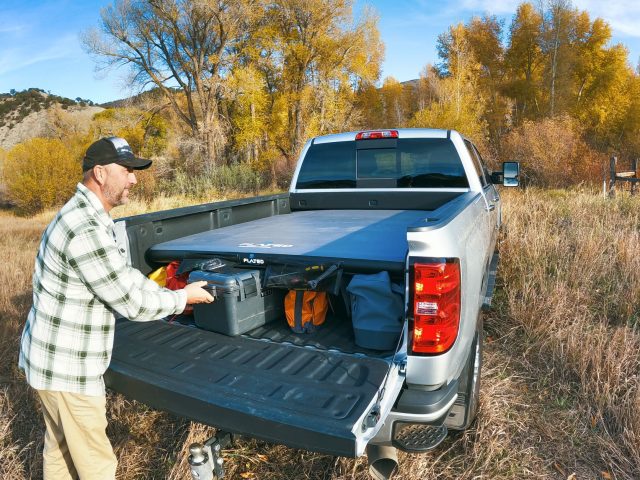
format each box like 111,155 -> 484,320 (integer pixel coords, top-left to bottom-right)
0,147 -> 8,206
3,138 -> 81,215
159,162 -> 267,198
409,99 -> 488,145
129,166 -> 158,202
501,116 -> 602,187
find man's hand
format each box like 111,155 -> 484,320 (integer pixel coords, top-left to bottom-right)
184,281 -> 215,305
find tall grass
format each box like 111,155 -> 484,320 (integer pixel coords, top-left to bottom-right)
0,212 -> 50,479
1,188 -> 639,479
497,188 -> 640,476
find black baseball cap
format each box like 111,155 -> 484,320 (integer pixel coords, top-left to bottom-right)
82,137 -> 152,171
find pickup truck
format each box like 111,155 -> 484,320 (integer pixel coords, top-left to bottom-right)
106,128 -> 519,479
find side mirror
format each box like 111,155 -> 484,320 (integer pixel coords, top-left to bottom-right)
491,162 -> 520,187
503,162 -> 520,187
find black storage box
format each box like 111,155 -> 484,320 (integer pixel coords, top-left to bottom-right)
189,268 -> 285,336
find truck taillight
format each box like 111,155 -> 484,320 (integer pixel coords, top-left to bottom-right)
355,130 -> 399,140
411,260 -> 461,354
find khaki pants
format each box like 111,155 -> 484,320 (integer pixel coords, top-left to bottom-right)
37,390 -> 117,480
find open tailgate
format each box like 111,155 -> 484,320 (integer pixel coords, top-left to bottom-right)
105,319 -> 391,457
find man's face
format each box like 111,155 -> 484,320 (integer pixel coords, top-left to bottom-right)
101,163 -> 137,208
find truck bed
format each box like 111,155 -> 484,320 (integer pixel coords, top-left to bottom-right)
146,209 -> 433,273
244,312 -> 395,357
105,319 -> 391,457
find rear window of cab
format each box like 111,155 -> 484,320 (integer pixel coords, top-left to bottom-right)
295,138 -> 469,189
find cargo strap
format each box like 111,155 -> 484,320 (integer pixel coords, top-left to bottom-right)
294,291 -> 305,332
291,291 -> 323,333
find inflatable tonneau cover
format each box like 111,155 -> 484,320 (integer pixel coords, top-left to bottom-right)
147,209 -> 432,273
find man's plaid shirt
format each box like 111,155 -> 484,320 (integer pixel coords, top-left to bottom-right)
19,183 -> 187,396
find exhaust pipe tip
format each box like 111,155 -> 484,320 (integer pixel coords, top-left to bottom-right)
366,445 -> 399,480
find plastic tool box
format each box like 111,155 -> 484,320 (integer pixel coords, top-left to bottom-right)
189,267 -> 285,336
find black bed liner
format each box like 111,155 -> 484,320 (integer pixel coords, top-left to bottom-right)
105,319 -> 390,457
245,313 -> 394,357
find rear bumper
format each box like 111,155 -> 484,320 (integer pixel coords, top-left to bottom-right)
369,380 -> 458,446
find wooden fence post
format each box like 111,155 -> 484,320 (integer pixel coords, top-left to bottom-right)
632,158 -> 638,196
609,156 -> 617,198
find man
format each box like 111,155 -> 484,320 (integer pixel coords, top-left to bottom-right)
18,137 -> 214,480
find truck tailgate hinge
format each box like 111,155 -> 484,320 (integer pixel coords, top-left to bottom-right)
363,407 -> 381,431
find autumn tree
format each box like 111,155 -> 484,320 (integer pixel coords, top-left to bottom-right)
478,1 -> 637,152
83,0 -> 261,166
435,23 -> 480,113
91,107 -> 169,158
226,66 -> 269,165
414,65 -> 439,112
621,74 -> 640,157
259,0 -> 382,167
379,77 -> 411,128
567,14 -> 632,151
538,0 -> 571,115
353,81 -> 384,129
414,24 -> 487,142
464,15 -> 510,139
504,2 -> 544,123
83,0 -> 381,182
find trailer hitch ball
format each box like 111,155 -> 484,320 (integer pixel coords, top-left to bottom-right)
189,442 -> 215,480
188,432 -> 233,480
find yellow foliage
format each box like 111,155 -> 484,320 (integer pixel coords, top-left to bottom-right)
380,77 -> 410,127
410,99 -> 487,143
0,147 -> 6,203
410,23 -> 489,142
91,108 -> 169,158
228,66 -> 269,155
355,82 -> 384,129
410,66 -> 487,142
3,138 -> 81,216
501,116 -> 601,187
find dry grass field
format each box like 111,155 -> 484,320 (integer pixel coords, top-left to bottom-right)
1,188 -> 639,479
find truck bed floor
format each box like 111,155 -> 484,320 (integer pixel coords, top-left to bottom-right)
245,314 -> 395,357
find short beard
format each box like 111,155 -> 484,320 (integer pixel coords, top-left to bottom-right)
103,181 -> 126,207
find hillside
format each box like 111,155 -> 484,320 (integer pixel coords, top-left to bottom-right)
0,89 -> 103,150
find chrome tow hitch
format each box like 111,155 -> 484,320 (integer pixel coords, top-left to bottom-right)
188,431 -> 234,480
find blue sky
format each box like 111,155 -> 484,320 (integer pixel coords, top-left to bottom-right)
1,0 -> 639,104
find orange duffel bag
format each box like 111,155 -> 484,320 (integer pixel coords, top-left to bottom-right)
285,290 -> 329,333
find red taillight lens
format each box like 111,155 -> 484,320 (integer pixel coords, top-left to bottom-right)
411,260 -> 461,354
355,130 -> 399,140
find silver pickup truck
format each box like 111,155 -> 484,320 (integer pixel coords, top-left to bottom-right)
107,128 -> 518,479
